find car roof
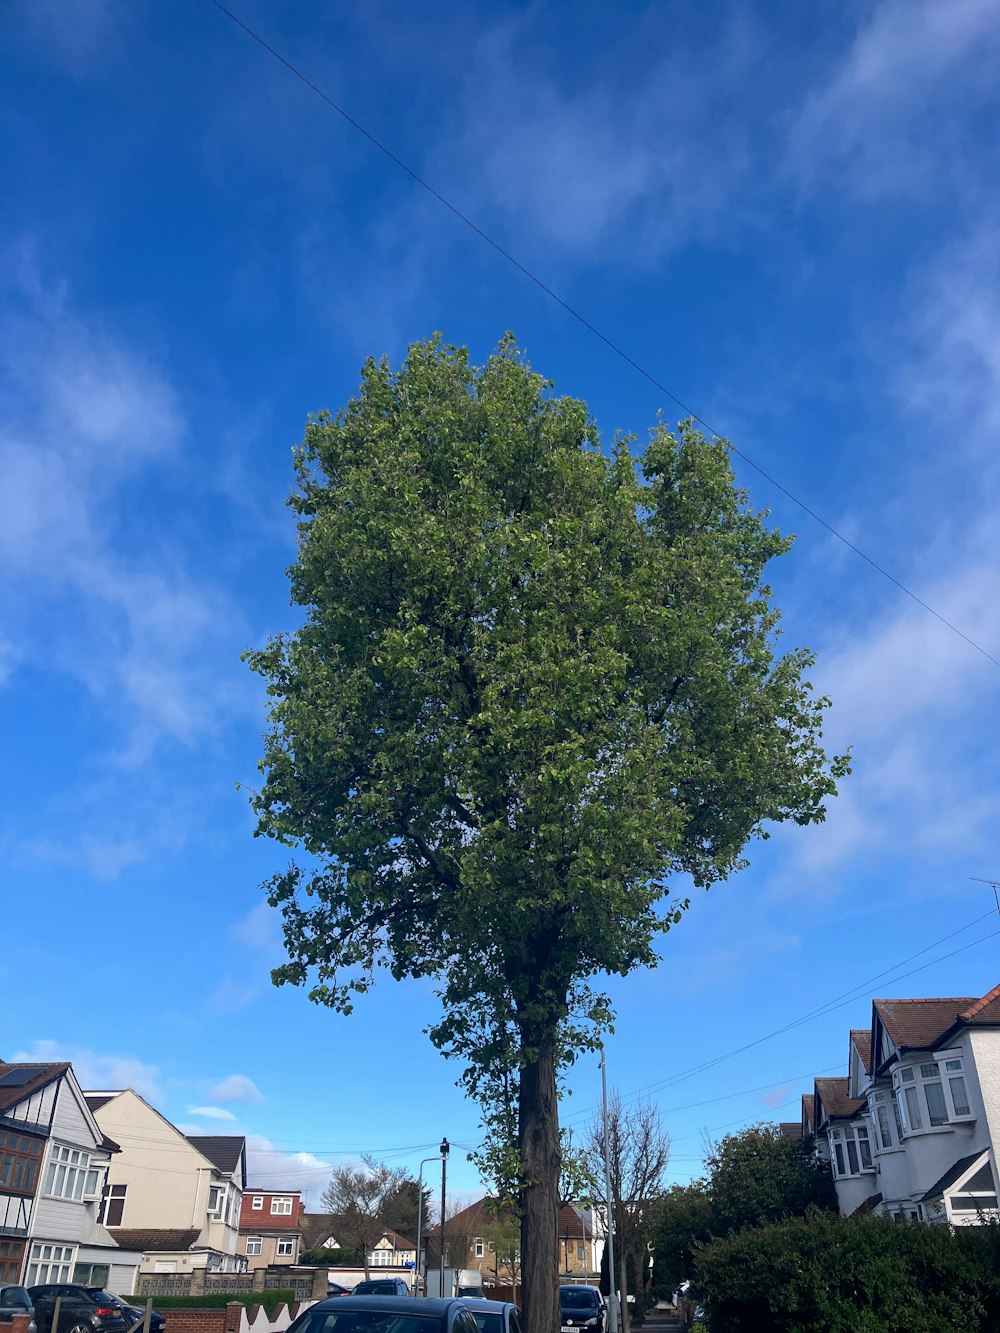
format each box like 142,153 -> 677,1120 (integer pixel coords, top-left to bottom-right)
457,1300 -> 517,1313
308,1298 -> 461,1314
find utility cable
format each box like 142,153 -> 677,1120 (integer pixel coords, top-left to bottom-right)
207,0 -> 1000,671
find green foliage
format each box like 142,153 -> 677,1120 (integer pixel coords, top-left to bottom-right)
694,1213 -> 1000,1333
300,1246 -> 354,1265
142,1293 -> 295,1317
246,332 -> 847,1126
705,1124 -> 838,1233
649,1184 -> 716,1296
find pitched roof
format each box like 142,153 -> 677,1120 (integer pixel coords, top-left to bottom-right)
426,1197 -> 591,1241
814,1077 -> 865,1121
85,1093 -> 117,1113
873,997 -> 976,1054
801,1093 -> 815,1131
112,1229 -> 200,1252
778,1122 -> 803,1140
920,1151 -> 991,1203
186,1135 -> 245,1174
378,1229 -> 416,1250
300,1214 -> 344,1249
0,1062 -> 69,1114
959,983 -> 1000,1025
850,1029 -> 873,1070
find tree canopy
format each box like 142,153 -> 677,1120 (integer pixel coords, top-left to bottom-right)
246,334 -> 849,1331
704,1124 -> 838,1234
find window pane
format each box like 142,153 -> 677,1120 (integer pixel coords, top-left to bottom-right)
834,1142 -> 846,1174
945,1059 -> 962,1071
924,1080 -> 948,1127
860,1136 -> 873,1170
950,1076 -> 971,1116
892,1096 -> 905,1138
846,1139 -> 860,1174
877,1103 -> 893,1148
901,1068 -> 915,1083
905,1086 -> 923,1130
920,1063 -> 940,1079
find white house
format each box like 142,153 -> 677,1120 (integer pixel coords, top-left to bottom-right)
85,1089 -> 247,1273
0,1060 -> 140,1289
806,983 -> 1000,1225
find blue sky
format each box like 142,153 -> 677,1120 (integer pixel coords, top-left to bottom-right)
2,0 -> 999,1208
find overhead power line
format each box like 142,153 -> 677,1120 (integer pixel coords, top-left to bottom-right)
563,910 -> 1000,1125
207,0 -> 1000,671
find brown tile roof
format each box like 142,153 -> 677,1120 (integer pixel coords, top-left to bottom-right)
426,1198 -> 591,1241
850,1029 -> 873,1070
815,1077 -> 865,1121
379,1229 -> 416,1250
874,997 -> 976,1053
801,1093 -> 815,1131
112,1229 -> 200,1252
778,1122 -> 803,1140
300,1214 -> 344,1249
0,1062 -> 69,1114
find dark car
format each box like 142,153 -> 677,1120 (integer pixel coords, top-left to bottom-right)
90,1294 -> 164,1333
351,1280 -> 411,1298
0,1285 -> 37,1333
28,1286 -> 131,1333
458,1298 -> 521,1333
287,1295 -> 477,1333
326,1283 -> 353,1299
558,1285 -> 605,1333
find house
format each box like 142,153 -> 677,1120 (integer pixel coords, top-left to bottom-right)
0,1060 -> 139,1290
297,1214 -> 415,1271
85,1089 -> 247,1273
238,1191 -> 303,1269
369,1229 -> 416,1268
426,1198 -> 596,1283
803,982 -> 1000,1225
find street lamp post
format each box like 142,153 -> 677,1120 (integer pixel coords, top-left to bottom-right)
601,1048 -> 619,1333
415,1150 -> 445,1296
439,1138 -> 450,1297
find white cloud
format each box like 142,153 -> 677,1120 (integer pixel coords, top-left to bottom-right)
10,1039 -> 161,1100
791,0 -> 1000,196
230,902 -> 281,952
188,1105 -> 238,1122
245,1135 -> 333,1198
211,1074 -> 265,1105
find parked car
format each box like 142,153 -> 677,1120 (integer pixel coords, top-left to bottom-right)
287,1295 -> 478,1333
351,1279 -> 411,1297
326,1283 -> 353,1299
558,1285 -> 605,1333
0,1285 -> 37,1333
28,1287 -> 131,1333
90,1294 -> 164,1333
458,1297 -> 521,1333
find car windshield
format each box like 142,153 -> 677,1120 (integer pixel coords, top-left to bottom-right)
560,1292 -> 598,1310
293,1313 -> 442,1333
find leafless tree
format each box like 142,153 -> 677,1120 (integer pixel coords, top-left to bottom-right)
321,1154 -> 410,1278
586,1094 -> 671,1333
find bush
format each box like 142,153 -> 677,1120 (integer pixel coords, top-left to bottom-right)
136,1292 -> 297,1318
693,1212 -> 1000,1333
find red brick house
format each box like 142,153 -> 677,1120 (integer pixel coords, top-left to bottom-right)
238,1190 -> 303,1268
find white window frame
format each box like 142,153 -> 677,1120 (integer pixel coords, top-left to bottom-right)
270,1196 -> 293,1215
892,1052 -> 973,1134
43,1144 -> 101,1202
252,1196 -> 264,1211
276,1239 -> 295,1257
99,1182 -> 127,1227
26,1243 -> 76,1284
475,1238 -> 484,1258
245,1236 -> 262,1256
208,1185 -> 226,1218
869,1088 -> 904,1151
828,1123 -> 874,1177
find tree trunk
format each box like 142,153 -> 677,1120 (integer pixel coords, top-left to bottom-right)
519,1030 -> 562,1333
617,1232 -> 629,1333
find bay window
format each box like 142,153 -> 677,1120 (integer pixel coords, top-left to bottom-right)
829,1123 -> 873,1176
43,1144 -> 101,1201
869,1088 -> 904,1151
892,1053 -> 973,1133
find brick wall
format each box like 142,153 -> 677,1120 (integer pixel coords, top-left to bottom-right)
147,1306 -> 243,1333
0,1315 -> 33,1333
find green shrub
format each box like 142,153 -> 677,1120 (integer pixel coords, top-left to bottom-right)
134,1292 -> 297,1318
694,1212 -> 1000,1333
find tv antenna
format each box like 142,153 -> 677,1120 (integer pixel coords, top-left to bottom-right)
971,877 -> 1000,916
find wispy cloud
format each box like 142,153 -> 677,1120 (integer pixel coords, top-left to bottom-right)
188,1105 -> 238,1122
11,1039 -> 161,1100
245,1134 -> 332,1197
212,1074 -> 264,1105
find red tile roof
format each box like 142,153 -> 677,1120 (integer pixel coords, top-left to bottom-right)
815,1077 -> 865,1121
959,983 -> 1000,1024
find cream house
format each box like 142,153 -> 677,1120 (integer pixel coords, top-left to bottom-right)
0,1060 -> 139,1290
85,1089 -> 247,1273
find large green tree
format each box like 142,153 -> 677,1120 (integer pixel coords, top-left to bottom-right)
245,335 -> 848,1333
704,1124 -> 838,1233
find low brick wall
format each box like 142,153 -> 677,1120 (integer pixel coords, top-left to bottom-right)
152,1305 -> 243,1333
0,1315 -> 32,1333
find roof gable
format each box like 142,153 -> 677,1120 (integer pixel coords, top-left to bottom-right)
874,996 -> 976,1055
186,1135 -> 247,1180
815,1077 -> 865,1123
0,1061 -> 69,1116
959,983 -> 1000,1025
